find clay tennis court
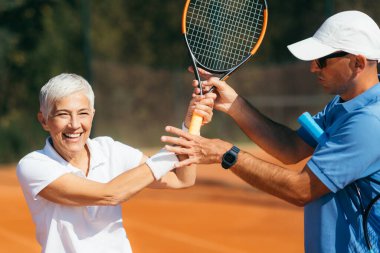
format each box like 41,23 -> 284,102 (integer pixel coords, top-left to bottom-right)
0,145 -> 306,253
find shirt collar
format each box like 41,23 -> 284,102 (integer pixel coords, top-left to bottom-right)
341,82 -> 380,112
43,137 -> 70,166
43,137 -> 106,170
86,138 -> 107,169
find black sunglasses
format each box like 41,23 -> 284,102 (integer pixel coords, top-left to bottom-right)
315,51 -> 349,68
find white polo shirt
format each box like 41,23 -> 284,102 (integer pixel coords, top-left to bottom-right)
17,137 -> 143,253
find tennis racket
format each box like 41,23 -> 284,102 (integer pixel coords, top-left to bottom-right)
351,181 -> 380,252
182,0 -> 268,135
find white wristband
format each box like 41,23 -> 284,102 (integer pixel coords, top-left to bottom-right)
182,122 -> 189,132
146,148 -> 179,180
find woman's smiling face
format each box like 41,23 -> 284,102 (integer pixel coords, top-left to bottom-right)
38,92 -> 95,161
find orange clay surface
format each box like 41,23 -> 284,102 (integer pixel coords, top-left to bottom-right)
0,145 -> 307,253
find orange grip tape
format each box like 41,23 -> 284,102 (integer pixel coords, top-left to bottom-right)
189,113 -> 203,135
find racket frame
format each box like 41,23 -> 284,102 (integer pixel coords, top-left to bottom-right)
181,0 -> 268,134
363,191 -> 380,250
352,181 -> 380,251
182,0 -> 268,80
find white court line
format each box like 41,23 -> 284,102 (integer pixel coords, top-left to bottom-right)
127,219 -> 251,253
0,226 -> 39,252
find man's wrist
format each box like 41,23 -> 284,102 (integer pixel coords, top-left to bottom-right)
226,95 -> 241,115
221,145 -> 240,169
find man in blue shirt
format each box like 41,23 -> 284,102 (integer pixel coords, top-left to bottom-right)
161,11 -> 380,253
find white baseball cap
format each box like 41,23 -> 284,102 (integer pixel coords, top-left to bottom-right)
287,11 -> 380,61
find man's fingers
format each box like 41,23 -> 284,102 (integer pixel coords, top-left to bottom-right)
205,92 -> 217,100
197,68 -> 213,79
202,77 -> 224,90
164,143 -> 191,154
164,126 -> 194,140
174,159 -> 194,168
161,137 -> 190,149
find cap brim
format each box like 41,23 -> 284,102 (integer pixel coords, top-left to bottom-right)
287,37 -> 337,61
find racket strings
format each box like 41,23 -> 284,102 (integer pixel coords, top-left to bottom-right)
186,0 -> 265,71
189,1 -> 262,68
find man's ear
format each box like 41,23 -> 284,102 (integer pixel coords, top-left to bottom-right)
37,112 -> 49,131
354,55 -> 366,71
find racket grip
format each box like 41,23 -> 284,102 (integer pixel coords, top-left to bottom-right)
189,113 -> 203,135
297,112 -> 327,144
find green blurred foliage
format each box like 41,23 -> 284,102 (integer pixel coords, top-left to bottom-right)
0,0 -> 379,162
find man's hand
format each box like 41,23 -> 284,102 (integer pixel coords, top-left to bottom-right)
161,126 -> 232,168
188,67 -> 239,114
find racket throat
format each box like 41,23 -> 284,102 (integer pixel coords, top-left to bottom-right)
220,54 -> 252,81
184,36 -> 204,95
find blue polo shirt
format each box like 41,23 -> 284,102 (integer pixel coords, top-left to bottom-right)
298,82 -> 380,253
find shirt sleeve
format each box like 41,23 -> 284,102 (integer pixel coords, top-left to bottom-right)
92,137 -> 144,176
307,111 -> 380,192
16,152 -> 70,200
113,140 -> 143,170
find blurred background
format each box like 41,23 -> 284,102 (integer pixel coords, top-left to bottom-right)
0,0 -> 379,163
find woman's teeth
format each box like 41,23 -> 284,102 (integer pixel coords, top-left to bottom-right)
64,133 -> 81,138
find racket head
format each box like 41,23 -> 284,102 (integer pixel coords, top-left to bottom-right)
182,0 -> 268,75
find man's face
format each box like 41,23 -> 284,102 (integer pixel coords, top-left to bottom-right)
38,92 -> 94,161
310,53 -> 356,100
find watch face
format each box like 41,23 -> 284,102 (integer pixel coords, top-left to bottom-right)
224,153 -> 235,163
222,146 -> 239,169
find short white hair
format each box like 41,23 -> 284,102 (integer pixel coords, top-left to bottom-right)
39,73 -> 95,119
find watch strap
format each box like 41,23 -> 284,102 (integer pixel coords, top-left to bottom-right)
221,145 -> 240,169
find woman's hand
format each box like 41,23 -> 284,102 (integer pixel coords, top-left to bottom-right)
184,92 -> 217,128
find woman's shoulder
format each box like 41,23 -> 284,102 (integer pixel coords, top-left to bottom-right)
16,149 -> 64,183
18,149 -> 51,165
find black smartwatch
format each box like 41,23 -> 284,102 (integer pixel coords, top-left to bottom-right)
221,145 -> 240,169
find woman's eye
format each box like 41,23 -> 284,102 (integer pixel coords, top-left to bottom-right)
56,113 -> 69,117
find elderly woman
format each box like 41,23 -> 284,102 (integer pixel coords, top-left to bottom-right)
17,73 -> 215,253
